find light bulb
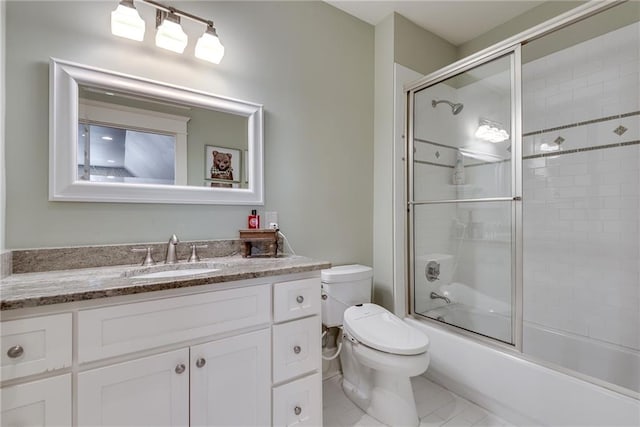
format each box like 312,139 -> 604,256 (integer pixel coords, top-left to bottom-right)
155,12 -> 188,54
111,0 -> 145,41
195,26 -> 225,64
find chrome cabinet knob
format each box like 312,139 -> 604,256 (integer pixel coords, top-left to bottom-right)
296,295 -> 304,303
195,358 -> 206,368
294,406 -> 302,416
175,363 -> 186,374
293,345 -> 301,354
7,345 -> 24,358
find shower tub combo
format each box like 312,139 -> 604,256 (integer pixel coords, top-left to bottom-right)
403,1 -> 640,425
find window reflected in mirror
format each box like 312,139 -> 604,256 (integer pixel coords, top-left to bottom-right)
77,84 -> 249,189
77,123 -> 177,185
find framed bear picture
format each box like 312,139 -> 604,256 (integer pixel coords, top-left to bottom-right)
205,145 -> 241,188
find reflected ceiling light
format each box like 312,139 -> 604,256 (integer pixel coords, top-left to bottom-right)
155,10 -> 188,53
111,0 -> 146,41
195,25 -> 225,64
109,0 -> 225,64
475,118 -> 509,143
101,136 -> 113,141
540,136 -> 565,152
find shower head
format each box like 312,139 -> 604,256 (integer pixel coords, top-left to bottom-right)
432,99 -> 464,115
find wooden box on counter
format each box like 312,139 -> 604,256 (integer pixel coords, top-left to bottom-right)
239,229 -> 279,258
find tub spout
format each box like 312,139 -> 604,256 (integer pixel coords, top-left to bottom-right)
430,291 -> 451,304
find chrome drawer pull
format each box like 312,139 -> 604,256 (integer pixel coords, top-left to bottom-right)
294,406 -> 302,416
195,358 -> 206,368
293,345 -> 301,354
7,345 -> 24,358
175,363 -> 186,374
296,295 -> 304,303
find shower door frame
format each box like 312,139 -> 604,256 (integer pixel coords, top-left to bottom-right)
406,45 -> 523,351
404,0 -> 627,353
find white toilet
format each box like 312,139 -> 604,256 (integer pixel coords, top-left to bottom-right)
321,265 -> 430,427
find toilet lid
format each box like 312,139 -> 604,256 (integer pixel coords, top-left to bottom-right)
343,303 -> 429,355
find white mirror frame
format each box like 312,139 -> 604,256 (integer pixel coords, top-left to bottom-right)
50,58 -> 264,205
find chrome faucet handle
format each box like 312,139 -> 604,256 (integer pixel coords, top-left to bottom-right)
188,244 -> 208,263
131,247 -> 156,266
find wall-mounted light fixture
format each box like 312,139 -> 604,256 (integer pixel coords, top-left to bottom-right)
110,0 -> 225,64
474,118 -> 510,143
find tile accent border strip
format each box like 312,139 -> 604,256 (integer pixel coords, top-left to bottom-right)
524,140 -> 640,160
523,111 -> 640,137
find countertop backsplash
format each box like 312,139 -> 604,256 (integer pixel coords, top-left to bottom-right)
9,238 -> 284,275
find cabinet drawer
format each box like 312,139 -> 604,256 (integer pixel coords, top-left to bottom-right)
0,374 -> 72,426
1,313 -> 72,381
272,316 -> 321,383
273,278 -> 320,323
78,284 -> 271,363
272,373 -> 322,427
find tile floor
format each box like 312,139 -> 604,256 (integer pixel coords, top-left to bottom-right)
322,375 -> 515,427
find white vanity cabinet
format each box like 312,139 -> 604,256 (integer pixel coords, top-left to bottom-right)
0,271 -> 323,427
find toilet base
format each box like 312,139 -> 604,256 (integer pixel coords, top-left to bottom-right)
342,371 -> 420,427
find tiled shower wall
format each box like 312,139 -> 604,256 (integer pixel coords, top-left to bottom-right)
522,22 -> 640,351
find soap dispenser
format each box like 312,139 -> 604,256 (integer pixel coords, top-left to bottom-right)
248,210 -> 260,229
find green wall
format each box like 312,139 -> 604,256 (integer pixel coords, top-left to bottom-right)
457,1 -> 586,58
4,1 -> 374,267
393,13 -> 458,75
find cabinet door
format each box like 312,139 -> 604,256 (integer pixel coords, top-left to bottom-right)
190,329 -> 271,427
77,348 -> 189,426
0,374 -> 71,426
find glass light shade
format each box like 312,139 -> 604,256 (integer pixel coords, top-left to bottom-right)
156,16 -> 188,53
111,2 -> 145,41
195,29 -> 225,64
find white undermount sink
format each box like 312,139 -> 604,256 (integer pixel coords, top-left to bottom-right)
124,263 -> 221,279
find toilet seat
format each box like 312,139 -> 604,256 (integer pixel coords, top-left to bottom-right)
343,303 -> 429,355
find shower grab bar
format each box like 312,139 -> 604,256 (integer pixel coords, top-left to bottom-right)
409,196 -> 521,206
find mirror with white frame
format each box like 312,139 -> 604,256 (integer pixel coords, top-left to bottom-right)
50,58 -> 264,205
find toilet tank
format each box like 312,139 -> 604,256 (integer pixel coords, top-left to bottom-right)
321,265 -> 373,327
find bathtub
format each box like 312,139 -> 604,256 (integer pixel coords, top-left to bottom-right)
405,316 -> 640,426
422,303 -> 640,394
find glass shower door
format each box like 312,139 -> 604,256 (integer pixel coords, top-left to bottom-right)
409,51 -> 519,345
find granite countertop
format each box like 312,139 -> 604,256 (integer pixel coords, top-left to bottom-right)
0,255 -> 331,311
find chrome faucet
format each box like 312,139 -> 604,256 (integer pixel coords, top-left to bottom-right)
430,291 -> 451,304
165,234 -> 180,264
